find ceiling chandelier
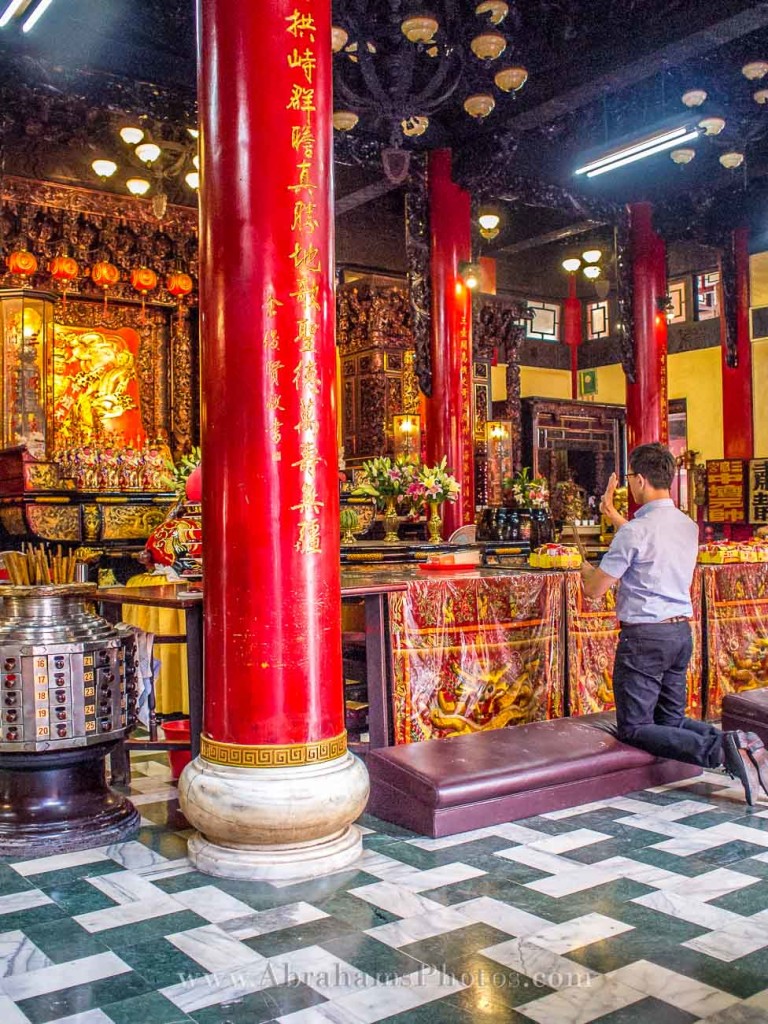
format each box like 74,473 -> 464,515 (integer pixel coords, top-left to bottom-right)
332,0 -> 528,145
90,120 -> 199,217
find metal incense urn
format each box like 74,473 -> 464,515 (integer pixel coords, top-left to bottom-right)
0,584 -> 140,855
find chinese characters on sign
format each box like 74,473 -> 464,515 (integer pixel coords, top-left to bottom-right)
706,459 -> 746,523
286,5 -> 323,555
749,459 -> 768,525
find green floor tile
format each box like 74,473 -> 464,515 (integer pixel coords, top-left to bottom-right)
116,937 -> 208,987
18,969 -> 153,1024
0,901 -> 67,932
103,990 -> 194,1024
136,827 -> 191,860
24,916 -> 109,963
0,863 -> 38,895
245,914 -> 358,957
31,860 -> 125,891
95,910 -> 210,950
315,889 -> 401,930
710,879 -> 768,915
591,995 -> 697,1023
320,931 -> 428,980
188,981 -> 325,1024
46,877 -> 122,916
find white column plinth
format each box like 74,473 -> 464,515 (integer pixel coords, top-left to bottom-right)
178,750 -> 369,882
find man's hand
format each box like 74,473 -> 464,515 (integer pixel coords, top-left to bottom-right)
580,562 -> 618,599
600,472 -> 628,530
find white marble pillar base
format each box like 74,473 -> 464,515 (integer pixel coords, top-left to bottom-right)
178,749 -> 369,882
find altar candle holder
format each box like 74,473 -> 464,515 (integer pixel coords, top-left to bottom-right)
486,420 -> 513,507
393,413 -> 421,463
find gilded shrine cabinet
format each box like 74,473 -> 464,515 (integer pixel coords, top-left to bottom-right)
0,178 -> 198,555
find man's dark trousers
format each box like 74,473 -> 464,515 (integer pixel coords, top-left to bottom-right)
612,621 -> 722,768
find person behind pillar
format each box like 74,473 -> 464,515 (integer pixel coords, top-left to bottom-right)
580,442 -> 768,805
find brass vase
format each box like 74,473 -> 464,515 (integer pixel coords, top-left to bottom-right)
383,496 -> 400,543
427,501 -> 443,543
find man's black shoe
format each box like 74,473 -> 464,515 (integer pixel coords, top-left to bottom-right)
743,731 -> 768,799
722,731 -> 758,806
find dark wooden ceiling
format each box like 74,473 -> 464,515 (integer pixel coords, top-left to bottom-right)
1,0 -> 768,253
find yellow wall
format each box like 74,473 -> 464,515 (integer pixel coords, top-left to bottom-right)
667,348 -> 724,461
581,354 -> 724,460
587,363 -> 627,406
519,365 -> 572,400
751,252 -> 768,457
753,339 -> 768,458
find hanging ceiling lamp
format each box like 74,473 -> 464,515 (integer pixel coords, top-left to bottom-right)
470,32 -> 506,60
475,1 -> 508,25
494,66 -> 527,92
464,94 -> 495,118
400,14 -> 439,44
670,147 -> 696,165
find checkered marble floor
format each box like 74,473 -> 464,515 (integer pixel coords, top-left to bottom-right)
3,758 -> 768,1024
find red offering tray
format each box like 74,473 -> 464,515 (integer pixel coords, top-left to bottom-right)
417,562 -> 479,573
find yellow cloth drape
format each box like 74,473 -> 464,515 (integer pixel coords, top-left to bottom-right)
122,573 -> 189,715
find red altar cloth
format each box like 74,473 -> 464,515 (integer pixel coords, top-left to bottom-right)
702,563 -> 768,719
566,568 -> 703,719
388,570 -> 564,743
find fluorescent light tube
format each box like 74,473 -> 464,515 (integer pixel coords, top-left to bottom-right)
585,129 -> 700,177
575,125 -> 690,176
0,0 -> 25,28
23,0 -> 54,32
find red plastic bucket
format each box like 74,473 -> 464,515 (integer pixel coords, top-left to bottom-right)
163,718 -> 192,779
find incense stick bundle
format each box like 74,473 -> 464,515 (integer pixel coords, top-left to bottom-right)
3,544 -> 81,586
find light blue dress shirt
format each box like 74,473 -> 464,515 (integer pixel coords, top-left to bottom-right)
599,498 -> 699,624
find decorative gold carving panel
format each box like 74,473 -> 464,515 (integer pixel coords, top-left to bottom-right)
25,504 -> 81,541
101,504 -> 171,542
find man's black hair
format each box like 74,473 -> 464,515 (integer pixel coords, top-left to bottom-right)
628,442 -> 676,490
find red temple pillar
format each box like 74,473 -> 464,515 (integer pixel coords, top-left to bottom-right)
425,149 -> 475,534
626,202 -> 668,450
563,275 -> 582,400
721,227 -> 753,459
179,0 -> 367,881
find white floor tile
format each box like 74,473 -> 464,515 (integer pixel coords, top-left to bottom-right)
608,960 -> 740,1017
1,951 -> 130,1001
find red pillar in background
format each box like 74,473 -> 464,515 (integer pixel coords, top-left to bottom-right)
425,149 -> 475,534
626,202 -> 668,450
721,227 -> 753,460
197,0 -> 344,756
563,275 -> 582,400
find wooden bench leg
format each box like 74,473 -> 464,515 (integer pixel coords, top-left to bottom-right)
110,740 -> 131,786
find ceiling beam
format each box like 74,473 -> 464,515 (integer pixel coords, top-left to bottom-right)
335,179 -> 400,216
505,5 -> 768,133
497,220 -> 606,256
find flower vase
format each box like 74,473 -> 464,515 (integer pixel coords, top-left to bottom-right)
383,496 -> 400,544
427,501 -> 443,543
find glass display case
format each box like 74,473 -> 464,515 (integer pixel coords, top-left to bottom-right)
0,290 -> 56,459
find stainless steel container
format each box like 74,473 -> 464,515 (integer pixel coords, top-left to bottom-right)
0,584 -> 139,752
0,584 -> 140,855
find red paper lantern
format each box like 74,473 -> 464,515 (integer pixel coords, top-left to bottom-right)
130,267 -> 158,295
49,255 -> 78,283
166,271 -> 193,298
7,249 -> 38,279
91,260 -> 120,289
91,260 -> 120,313
130,266 -> 158,322
49,255 -> 79,307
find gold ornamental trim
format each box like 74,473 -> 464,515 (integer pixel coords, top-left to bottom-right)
200,731 -> 348,768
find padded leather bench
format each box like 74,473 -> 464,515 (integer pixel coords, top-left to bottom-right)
366,713 -> 702,837
722,687 -> 768,748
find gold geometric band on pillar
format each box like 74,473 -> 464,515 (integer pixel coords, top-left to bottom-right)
199,731 -> 348,768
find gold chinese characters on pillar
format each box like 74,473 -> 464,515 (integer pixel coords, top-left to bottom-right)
286,4 -> 323,555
